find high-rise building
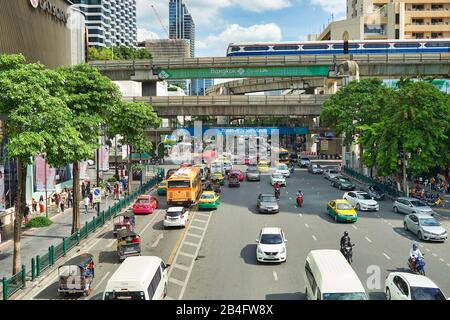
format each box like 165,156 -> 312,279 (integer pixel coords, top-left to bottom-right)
315,0 -> 450,40
191,79 -> 214,96
72,0 -> 137,47
137,39 -> 191,59
169,0 -> 196,57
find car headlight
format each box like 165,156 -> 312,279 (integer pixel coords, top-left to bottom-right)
280,247 -> 286,254
257,247 -> 263,254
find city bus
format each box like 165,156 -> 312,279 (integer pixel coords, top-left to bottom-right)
167,167 -> 202,207
271,147 -> 290,164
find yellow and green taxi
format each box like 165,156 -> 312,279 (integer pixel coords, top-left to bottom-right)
211,172 -> 225,185
257,160 -> 270,173
326,199 -> 358,223
157,180 -> 167,196
198,191 -> 221,210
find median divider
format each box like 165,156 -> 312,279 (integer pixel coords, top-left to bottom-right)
1,168 -> 164,301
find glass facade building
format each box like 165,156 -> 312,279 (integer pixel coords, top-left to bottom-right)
169,0 -> 195,57
72,0 -> 137,47
191,79 -> 214,96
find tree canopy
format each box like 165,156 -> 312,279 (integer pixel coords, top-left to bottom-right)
88,46 -> 152,61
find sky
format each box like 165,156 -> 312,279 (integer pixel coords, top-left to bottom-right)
136,0 -> 347,57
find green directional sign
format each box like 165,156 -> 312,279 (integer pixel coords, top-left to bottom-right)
157,65 -> 330,80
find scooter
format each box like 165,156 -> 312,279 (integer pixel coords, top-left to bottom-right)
408,256 -> 426,276
296,193 -> 304,207
341,244 -> 355,264
274,189 -> 281,200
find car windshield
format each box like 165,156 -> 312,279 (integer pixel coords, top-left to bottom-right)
261,196 -> 277,202
419,218 -> 440,227
410,287 -> 446,300
356,193 -> 372,200
260,234 -> 283,244
329,170 -> 338,174
201,194 -> 215,200
410,200 -> 427,207
322,292 -> 367,300
277,165 -> 288,170
167,209 -> 183,217
338,178 -> 350,183
248,168 -> 258,173
136,199 -> 149,204
337,203 -> 353,210
159,182 -> 167,187
301,158 -> 310,161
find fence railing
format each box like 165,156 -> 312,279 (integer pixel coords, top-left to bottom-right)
342,166 -> 406,198
1,168 -> 164,300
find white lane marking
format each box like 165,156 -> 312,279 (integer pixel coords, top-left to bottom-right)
94,272 -> 111,291
383,253 -> 391,260
419,244 -> 424,248
169,278 -> 185,287
186,232 -> 202,239
193,219 -> 207,224
273,271 -> 278,281
447,263 -> 450,267
383,219 -> 387,223
426,248 -> 431,252
195,212 -> 210,218
305,223 -> 310,229
299,213 -> 303,217
138,211 -> 162,236
365,237 -> 372,243
312,235 -> 317,241
173,264 -> 190,272
388,223 -> 393,226
439,258 -> 445,262
178,252 -> 195,258
352,225 -> 358,230
432,253 -> 438,257
183,241 -> 199,247
151,233 -> 164,248
189,225 -> 205,231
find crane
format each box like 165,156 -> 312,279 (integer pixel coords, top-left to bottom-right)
151,4 -> 169,38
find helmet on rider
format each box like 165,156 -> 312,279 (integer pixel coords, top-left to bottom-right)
412,243 -> 418,251
344,231 -> 349,237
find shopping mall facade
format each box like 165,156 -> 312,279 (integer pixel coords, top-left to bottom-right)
0,0 -> 85,227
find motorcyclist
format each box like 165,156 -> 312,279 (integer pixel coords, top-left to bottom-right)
340,232 -> 352,250
297,189 -> 304,197
409,243 -> 424,271
273,182 -> 281,198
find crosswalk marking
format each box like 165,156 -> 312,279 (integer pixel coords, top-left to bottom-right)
169,278 -> 185,287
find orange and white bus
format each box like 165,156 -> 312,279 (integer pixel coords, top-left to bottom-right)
167,167 -> 202,207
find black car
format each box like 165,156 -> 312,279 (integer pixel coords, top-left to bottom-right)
331,176 -> 356,191
362,184 -> 385,201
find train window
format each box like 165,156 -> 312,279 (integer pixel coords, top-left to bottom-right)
273,45 -> 299,51
362,43 -> 390,49
243,46 -> 270,51
393,43 -> 420,48
332,44 -> 359,49
230,47 -> 241,52
302,44 -> 330,50
424,42 -> 450,47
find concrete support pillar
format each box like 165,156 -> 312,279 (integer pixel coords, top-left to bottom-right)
306,134 -> 315,153
217,116 -> 229,126
324,79 -> 339,94
142,81 -> 157,96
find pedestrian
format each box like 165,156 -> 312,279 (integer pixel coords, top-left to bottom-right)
88,192 -> 93,209
60,198 -> 65,213
67,191 -> 73,208
32,198 -> 38,214
39,195 -> 45,214
23,204 -> 30,225
55,193 -> 61,212
81,182 -> 86,199
114,184 -> 119,200
84,196 -> 90,214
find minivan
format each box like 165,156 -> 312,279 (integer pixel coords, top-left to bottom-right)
103,256 -> 170,300
304,250 -> 367,300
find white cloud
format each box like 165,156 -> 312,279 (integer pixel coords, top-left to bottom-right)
310,0 -> 346,16
198,23 -> 283,56
137,28 -> 160,42
236,0 -> 292,12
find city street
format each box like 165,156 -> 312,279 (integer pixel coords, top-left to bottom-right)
26,165 -> 450,300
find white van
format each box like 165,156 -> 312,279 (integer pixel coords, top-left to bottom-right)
210,160 -> 224,175
103,256 -> 170,300
304,249 -> 367,300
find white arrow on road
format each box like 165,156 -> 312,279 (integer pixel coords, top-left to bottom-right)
152,233 -> 164,248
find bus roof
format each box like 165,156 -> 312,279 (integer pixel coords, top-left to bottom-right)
167,167 -> 200,181
307,250 -> 366,294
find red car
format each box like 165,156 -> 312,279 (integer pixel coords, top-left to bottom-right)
229,170 -> 244,182
132,195 -> 159,215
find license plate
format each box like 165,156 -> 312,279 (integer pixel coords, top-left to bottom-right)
347,217 -> 353,221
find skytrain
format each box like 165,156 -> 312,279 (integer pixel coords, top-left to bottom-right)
226,39 -> 450,57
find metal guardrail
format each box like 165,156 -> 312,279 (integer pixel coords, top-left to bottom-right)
1,168 -> 164,300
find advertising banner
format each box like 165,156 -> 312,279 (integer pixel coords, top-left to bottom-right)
35,156 -> 56,192
100,146 -> 109,171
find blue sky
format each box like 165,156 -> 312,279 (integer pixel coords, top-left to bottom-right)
136,0 -> 346,56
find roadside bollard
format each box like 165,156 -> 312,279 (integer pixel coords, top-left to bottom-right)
48,247 -> 52,267
21,265 -> 26,289
3,277 -> 8,301
31,257 -> 36,281
93,216 -> 97,232
62,238 -> 67,257
51,245 -> 55,266
36,255 -> 41,277
85,221 -> 89,238
76,230 -> 81,246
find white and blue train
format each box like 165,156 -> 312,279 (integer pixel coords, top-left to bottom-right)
226,39 -> 450,57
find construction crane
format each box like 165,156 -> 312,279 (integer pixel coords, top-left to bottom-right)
151,4 -> 169,38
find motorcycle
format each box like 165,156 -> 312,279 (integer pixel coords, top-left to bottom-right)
408,256 -> 426,275
289,164 -> 295,174
274,188 -> 281,200
296,193 -> 304,207
341,244 -> 355,264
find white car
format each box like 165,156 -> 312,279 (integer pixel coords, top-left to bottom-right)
385,272 -> 447,300
256,227 -> 287,263
163,207 -> 189,228
270,173 -> 286,186
275,164 -> 291,178
324,168 -> 340,180
343,191 -> 379,211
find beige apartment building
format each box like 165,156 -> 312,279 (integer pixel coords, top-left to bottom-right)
316,0 -> 450,40
137,39 -> 191,59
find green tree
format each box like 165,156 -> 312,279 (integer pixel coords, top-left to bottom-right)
0,54 -> 79,274
87,46 -> 151,61
320,78 -> 393,169
107,101 -> 161,194
58,64 -> 122,233
359,81 -> 450,192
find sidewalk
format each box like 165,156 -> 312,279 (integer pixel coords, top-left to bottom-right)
0,175 -> 155,279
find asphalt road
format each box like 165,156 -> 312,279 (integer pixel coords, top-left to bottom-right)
26,165 -> 450,300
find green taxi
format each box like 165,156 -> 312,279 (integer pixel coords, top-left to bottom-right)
198,191 -> 221,210
327,199 -> 358,223
157,180 -> 167,196
211,172 -> 225,185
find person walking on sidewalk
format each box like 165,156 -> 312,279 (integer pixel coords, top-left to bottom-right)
39,195 -> 45,214
67,190 -> 73,208
23,204 -> 30,226
60,198 -> 65,214
88,191 -> 93,209
81,182 -> 86,199
114,184 -> 119,200
32,198 -> 38,214
84,196 -> 90,214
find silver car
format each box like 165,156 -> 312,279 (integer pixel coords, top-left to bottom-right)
257,193 -> 279,214
324,168 -> 340,181
393,197 -> 434,216
246,167 -> 261,181
404,214 -> 447,242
